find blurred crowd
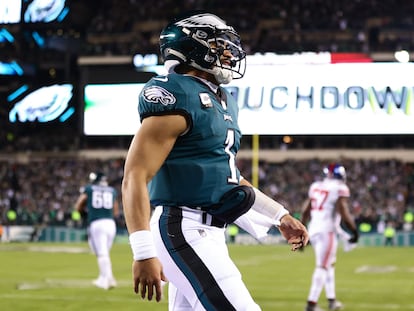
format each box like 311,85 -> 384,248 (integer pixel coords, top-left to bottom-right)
0,157 -> 125,230
2,0 -> 414,64
2,131 -> 414,153
81,0 -> 414,56
1,156 -> 413,235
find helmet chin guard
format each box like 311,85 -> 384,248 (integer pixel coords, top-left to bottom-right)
159,12 -> 246,84
211,65 -> 233,84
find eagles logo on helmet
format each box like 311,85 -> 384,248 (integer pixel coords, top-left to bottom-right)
159,11 -> 246,84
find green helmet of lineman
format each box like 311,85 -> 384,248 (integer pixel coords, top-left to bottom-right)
89,172 -> 108,186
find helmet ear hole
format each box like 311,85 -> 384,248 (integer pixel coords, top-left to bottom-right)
209,46 -> 224,56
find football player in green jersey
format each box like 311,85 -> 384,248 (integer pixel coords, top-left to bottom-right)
122,11 -> 309,310
75,172 -> 119,290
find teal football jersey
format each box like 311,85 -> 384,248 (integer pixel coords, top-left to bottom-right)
83,184 -> 117,224
139,73 -> 242,208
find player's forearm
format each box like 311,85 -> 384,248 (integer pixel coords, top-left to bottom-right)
122,175 -> 152,232
337,201 -> 358,234
300,199 -> 311,225
74,195 -> 86,213
122,177 -> 158,261
251,188 -> 289,226
113,201 -> 121,218
344,217 -> 357,233
239,178 -> 289,226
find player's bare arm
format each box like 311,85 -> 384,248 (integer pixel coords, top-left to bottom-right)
113,200 -> 120,218
123,114 -> 187,231
300,198 -> 312,225
122,114 -> 187,302
74,193 -> 87,213
336,196 -> 359,242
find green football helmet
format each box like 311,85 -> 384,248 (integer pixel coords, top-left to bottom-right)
159,12 -> 246,84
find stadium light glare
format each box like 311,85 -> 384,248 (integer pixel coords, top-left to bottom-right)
394,50 -> 410,63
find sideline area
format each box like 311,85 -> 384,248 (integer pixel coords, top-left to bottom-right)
2,224 -> 414,247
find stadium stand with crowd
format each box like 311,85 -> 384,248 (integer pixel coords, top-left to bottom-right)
1,155 -> 413,239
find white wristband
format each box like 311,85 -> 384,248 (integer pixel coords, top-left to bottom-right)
273,209 -> 290,227
129,230 -> 157,261
251,187 -> 289,227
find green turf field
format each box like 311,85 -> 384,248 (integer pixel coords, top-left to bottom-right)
0,242 -> 413,311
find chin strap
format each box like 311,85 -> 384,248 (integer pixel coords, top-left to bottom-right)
211,65 -> 233,84
187,59 -> 233,84
164,49 -> 234,84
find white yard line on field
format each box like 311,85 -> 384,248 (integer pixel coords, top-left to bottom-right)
16,279 -> 131,290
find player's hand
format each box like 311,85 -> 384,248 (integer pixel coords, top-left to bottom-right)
278,214 -> 309,251
132,257 -> 168,302
348,230 -> 359,243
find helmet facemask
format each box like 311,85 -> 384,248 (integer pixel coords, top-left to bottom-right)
204,33 -> 246,84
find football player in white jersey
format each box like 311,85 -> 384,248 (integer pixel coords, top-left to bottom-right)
301,164 -> 359,311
